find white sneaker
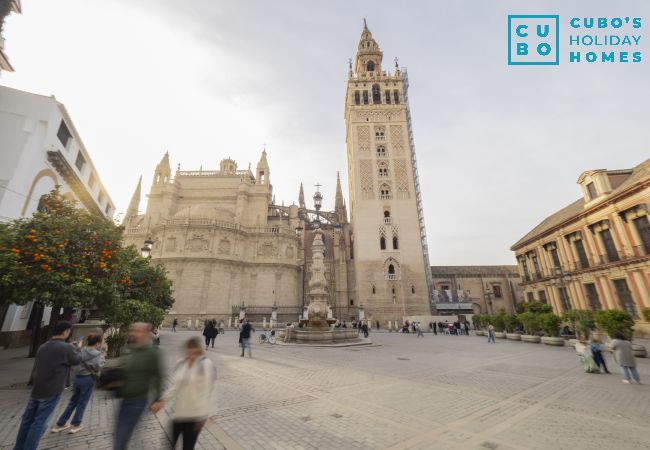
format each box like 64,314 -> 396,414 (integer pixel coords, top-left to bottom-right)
68,424 -> 84,434
621,379 -> 631,384
51,424 -> 70,433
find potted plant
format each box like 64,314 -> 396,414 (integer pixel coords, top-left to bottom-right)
518,312 -> 542,343
540,313 -> 564,346
563,309 -> 595,346
491,313 -> 507,339
595,309 -> 647,357
504,314 -> 522,340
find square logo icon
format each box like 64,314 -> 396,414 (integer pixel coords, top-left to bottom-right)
508,15 -> 559,65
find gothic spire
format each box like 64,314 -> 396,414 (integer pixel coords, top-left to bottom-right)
154,150 -> 171,184
335,172 -> 344,211
298,182 -> 305,209
125,175 -> 142,221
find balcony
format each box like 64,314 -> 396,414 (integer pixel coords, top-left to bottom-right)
383,217 -> 392,224
386,274 -> 399,281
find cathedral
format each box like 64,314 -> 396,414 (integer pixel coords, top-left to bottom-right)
123,22 -> 434,325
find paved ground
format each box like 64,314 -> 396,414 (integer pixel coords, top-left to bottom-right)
0,330 -> 649,450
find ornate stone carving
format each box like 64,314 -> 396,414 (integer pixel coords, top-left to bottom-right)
186,234 -> 209,252
258,241 -> 277,257
360,159 -> 373,199
218,238 -> 231,255
357,125 -> 370,156
390,125 -> 404,154
393,159 -> 410,198
165,237 -> 177,252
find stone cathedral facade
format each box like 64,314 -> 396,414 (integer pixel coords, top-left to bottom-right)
123,23 -> 433,325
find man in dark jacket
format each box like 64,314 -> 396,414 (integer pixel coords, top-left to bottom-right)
14,321 -> 81,450
240,319 -> 254,358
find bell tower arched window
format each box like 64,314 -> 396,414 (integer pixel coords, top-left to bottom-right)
363,91 -> 369,105
388,264 -> 395,274
393,236 -> 399,250
376,145 -> 386,157
372,285 -> 376,294
372,84 -> 381,104
393,90 -> 400,104
366,60 -> 375,72
380,184 -> 391,200
380,236 -> 386,250
354,91 -> 360,105
385,90 -> 391,104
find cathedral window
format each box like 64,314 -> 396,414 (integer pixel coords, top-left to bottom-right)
350,299 -> 354,306
380,236 -> 386,250
379,184 -> 391,200
363,91 -> 369,105
393,236 -> 399,250
354,91 -> 360,105
375,126 -> 386,141
411,285 -> 415,294
378,161 -> 389,178
376,145 -> 386,157
372,285 -> 376,294
388,264 -> 395,275
391,286 -> 396,294
372,84 -> 381,104
366,60 -> 375,72
385,90 -> 391,104
393,90 -> 400,104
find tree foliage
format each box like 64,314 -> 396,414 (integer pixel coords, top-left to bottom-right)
0,189 -> 173,325
518,301 -> 553,314
595,309 -> 635,340
103,298 -> 166,329
539,313 -> 561,337
563,309 -> 595,339
518,312 -> 542,335
0,190 -> 123,309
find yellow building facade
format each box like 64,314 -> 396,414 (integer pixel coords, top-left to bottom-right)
511,159 -> 650,319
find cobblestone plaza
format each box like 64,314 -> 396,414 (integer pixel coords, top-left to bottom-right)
0,331 -> 649,449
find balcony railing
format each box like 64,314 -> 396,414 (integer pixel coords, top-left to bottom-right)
383,217 -> 392,224
386,274 -> 399,280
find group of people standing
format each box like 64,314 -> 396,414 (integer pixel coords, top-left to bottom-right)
13,321 -> 217,450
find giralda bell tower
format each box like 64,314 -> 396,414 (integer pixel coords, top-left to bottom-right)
345,21 -> 434,322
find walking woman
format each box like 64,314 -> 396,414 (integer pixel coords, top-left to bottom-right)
51,334 -> 105,434
150,337 -> 217,449
202,321 -> 216,350
611,333 -> 641,384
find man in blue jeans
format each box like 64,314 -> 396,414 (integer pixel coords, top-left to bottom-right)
14,321 -> 81,450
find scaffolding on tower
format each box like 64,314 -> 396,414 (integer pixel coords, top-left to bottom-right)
403,68 -> 436,313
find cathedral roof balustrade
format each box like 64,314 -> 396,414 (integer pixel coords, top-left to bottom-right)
176,169 -> 254,180
159,217 -> 296,237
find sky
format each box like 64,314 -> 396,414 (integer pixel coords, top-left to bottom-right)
2,0 -> 649,265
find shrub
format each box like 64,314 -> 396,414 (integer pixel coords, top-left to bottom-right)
520,301 -> 553,314
643,307 -> 650,322
595,309 -> 635,340
491,313 -> 506,332
105,330 -> 128,358
540,313 -> 561,337
473,314 -> 484,329
518,312 -> 542,335
503,314 -> 521,333
563,310 -> 595,339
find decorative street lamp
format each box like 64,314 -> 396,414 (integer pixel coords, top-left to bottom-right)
141,238 -> 154,259
295,226 -> 303,238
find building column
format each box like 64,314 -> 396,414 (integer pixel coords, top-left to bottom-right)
547,285 -> 560,314
629,271 -> 650,310
557,236 -> 575,270
569,280 -> 587,309
609,213 -> 633,257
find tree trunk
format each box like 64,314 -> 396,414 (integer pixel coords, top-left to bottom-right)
27,303 -> 44,358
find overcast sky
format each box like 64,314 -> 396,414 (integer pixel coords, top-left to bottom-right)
2,0 -> 649,265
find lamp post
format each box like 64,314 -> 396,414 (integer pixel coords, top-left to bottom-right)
141,238 -> 154,259
295,225 -> 305,313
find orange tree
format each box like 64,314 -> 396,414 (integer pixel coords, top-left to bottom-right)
0,189 -> 173,354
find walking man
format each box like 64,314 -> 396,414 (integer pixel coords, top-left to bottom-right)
487,323 -> 496,343
114,322 -> 165,450
14,321 -> 81,450
172,317 -> 178,332
51,334 -> 105,434
416,323 -> 424,338
240,319 -> 254,358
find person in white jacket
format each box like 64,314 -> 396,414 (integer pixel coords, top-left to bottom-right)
150,337 -> 216,449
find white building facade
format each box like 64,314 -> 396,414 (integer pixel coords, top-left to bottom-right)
0,85 -> 115,347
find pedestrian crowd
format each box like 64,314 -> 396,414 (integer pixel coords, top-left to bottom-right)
12,319 -> 222,450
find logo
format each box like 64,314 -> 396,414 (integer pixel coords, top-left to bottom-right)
508,15 -> 560,65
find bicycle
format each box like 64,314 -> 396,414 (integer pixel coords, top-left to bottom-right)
258,329 -> 276,344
